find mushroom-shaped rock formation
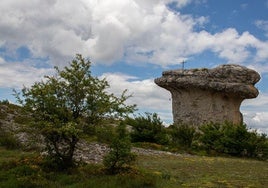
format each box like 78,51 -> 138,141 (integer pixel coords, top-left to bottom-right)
155,64 -> 260,126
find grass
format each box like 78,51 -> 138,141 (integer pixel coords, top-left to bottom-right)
0,147 -> 37,163
137,154 -> 268,187
0,147 -> 158,188
0,147 -> 267,187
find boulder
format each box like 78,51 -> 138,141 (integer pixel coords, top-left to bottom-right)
155,64 -> 260,125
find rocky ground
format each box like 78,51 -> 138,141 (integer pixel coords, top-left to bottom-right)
1,103 -> 185,164
74,140 -> 184,164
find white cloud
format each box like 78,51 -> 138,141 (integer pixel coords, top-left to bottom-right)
101,73 -> 172,123
0,61 -> 53,88
1,0 -> 267,68
255,20 -> 268,38
240,3 -> 248,10
0,57 -> 5,64
242,92 -> 268,109
241,92 -> 268,134
166,0 -> 192,8
243,112 -> 268,134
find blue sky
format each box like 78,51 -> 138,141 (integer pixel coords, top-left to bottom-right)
0,0 -> 268,133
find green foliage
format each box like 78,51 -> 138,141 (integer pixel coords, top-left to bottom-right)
0,134 -> 21,150
126,113 -> 169,145
0,107 -> 8,120
0,127 -> 21,150
103,122 -> 136,174
14,115 -> 31,125
170,124 -> 196,149
198,123 -> 223,153
41,122 -> 81,170
95,124 -> 116,143
199,122 -> 268,159
0,99 -> 9,105
14,54 -> 136,169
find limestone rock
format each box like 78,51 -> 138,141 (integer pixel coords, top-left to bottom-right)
155,64 -> 260,125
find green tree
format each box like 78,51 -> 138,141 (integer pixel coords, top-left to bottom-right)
15,54 -> 136,169
103,122 -> 136,174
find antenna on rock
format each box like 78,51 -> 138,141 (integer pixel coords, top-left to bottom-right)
181,60 -> 186,70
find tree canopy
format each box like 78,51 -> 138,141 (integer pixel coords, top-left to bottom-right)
15,54 -> 136,169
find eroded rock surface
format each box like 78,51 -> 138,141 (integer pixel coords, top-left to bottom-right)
155,64 -> 260,125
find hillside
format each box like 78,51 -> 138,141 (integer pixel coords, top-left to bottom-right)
0,146 -> 267,187
0,101 -> 268,187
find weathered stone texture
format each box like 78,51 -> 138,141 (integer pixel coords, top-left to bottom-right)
155,64 -> 260,126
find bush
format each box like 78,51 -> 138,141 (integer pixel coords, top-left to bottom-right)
199,123 -> 224,154
0,109 -> 7,120
95,124 -> 116,143
170,124 -> 196,149
41,122 -> 81,170
126,113 -> 169,145
246,131 -> 268,159
103,122 -> 136,174
14,115 -> 31,125
0,127 -> 21,150
0,99 -> 9,105
199,122 -> 268,159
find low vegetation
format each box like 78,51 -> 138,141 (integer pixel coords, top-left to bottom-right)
198,122 -> 268,159
126,112 -> 169,145
103,122 -> 136,174
127,113 -> 268,160
0,147 -> 267,187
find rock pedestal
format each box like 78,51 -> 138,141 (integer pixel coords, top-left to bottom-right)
155,64 -> 260,126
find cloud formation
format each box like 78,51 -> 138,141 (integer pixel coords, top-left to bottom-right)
101,73 -> 172,119
255,20 -> 268,38
0,59 -> 53,88
101,73 -> 172,122
240,93 -> 268,133
1,0 -> 267,67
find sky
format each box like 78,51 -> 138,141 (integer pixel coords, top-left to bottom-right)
0,0 -> 268,133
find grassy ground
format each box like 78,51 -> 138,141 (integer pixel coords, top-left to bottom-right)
138,154 -> 268,187
0,147 -> 267,188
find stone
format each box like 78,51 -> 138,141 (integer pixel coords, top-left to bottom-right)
155,64 -> 260,126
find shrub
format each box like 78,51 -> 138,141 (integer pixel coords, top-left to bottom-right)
170,124 -> 196,149
41,122 -> 81,170
199,122 -> 268,159
0,109 -> 7,120
0,99 -> 9,105
246,131 -> 268,159
95,124 -> 116,143
126,113 -> 169,145
0,127 -> 21,150
14,115 -> 31,125
199,123 -> 223,154
103,122 -> 136,174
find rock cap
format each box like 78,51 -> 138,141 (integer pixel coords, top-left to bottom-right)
155,64 -> 260,99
